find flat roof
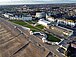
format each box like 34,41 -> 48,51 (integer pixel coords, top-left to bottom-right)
39,19 -> 51,23
0,18 -> 64,57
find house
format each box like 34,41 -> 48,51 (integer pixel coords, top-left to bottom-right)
57,19 -> 76,27
46,13 -> 76,27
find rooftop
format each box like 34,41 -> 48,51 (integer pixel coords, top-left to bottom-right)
0,17 -> 64,57
39,19 -> 51,24
71,41 -> 76,48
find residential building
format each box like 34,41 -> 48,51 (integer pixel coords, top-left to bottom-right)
57,19 -> 76,27
3,13 -> 32,21
46,14 -> 76,27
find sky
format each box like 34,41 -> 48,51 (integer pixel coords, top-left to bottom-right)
0,0 -> 76,5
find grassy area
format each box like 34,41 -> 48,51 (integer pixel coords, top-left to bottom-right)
10,20 -> 26,26
27,20 -> 45,30
27,20 -> 38,24
27,20 -> 34,24
9,20 -> 39,32
46,34 -> 61,42
9,20 -> 61,42
35,24 -> 45,29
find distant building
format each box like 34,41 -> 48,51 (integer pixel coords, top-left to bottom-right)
46,14 -> 76,27
3,13 -> 32,21
35,12 -> 46,18
46,14 -> 55,22
38,19 -> 51,28
58,19 -> 76,27
3,13 -> 13,18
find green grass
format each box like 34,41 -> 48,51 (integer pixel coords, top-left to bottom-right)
9,20 -> 61,42
9,20 -> 39,32
27,20 -> 38,24
27,20 -> 34,24
26,20 -> 44,29
35,24 -> 45,29
46,34 -> 61,42
9,20 -> 26,26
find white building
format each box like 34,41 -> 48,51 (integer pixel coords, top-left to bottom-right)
22,16 -> 32,21
46,14 -> 76,27
46,14 -> 55,22
58,19 -> 76,27
3,13 -> 32,21
3,13 -> 13,18
35,12 -> 46,18
3,14 -> 9,18
47,17 -> 55,22
38,19 -> 51,27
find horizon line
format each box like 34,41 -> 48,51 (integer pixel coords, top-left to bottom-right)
0,2 -> 76,6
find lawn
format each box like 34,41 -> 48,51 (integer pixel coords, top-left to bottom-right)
27,20 -> 34,24
10,20 -> 26,26
35,24 -> 45,29
27,20 -> 45,30
9,20 -> 39,32
46,34 -> 61,42
27,20 -> 38,24
9,20 -> 61,42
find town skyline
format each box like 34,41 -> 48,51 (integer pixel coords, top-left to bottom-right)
0,0 -> 76,5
